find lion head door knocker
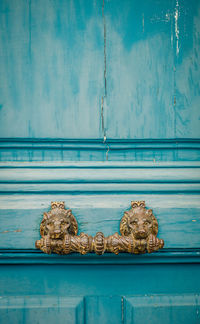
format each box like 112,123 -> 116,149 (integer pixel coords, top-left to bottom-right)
35,201 -> 164,256
93,201 -> 164,255
35,202 -> 93,255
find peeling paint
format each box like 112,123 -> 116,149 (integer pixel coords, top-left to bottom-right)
175,0 -> 180,56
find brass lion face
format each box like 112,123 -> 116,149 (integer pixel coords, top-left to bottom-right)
40,202 -> 78,239
128,210 -> 154,239
120,201 -> 158,239
43,214 -> 71,239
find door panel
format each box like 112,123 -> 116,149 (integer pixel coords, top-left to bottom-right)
0,296 -> 84,324
85,296 -> 122,324
124,295 -> 200,324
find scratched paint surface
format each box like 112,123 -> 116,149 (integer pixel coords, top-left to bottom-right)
0,2 -> 200,323
104,0 -> 200,139
0,0 -> 104,138
0,0 -> 200,139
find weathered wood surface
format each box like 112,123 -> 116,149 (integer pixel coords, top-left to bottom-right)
0,264 -> 199,323
0,139 -> 200,162
0,0 -> 200,140
0,0 -> 103,138
0,163 -> 199,250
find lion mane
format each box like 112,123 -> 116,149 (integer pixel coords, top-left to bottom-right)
120,201 -> 158,237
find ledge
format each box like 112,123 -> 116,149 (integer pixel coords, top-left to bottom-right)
0,138 -> 200,162
0,249 -> 200,265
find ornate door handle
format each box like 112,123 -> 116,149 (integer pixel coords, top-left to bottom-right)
35,201 -> 164,255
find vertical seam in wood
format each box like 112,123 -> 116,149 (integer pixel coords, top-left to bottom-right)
101,0 -> 109,160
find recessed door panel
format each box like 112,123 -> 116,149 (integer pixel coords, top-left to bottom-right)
85,296 -> 122,324
0,296 -> 84,324
124,294 -> 200,324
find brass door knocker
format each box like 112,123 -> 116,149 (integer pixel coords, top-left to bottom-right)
35,202 -> 93,255
35,201 -> 164,255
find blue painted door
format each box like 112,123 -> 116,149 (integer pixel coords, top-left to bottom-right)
0,1 -> 200,323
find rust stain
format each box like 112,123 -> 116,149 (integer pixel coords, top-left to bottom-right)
174,95 -> 176,105
0,229 -> 22,234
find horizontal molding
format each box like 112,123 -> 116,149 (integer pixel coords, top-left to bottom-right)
1,165 -> 200,182
0,163 -> 199,250
0,138 -> 200,149
0,161 -> 200,168
0,249 -> 200,264
0,164 -> 199,193
0,183 -> 200,193
0,139 -> 200,161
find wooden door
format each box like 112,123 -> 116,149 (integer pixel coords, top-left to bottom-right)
0,1 -> 200,323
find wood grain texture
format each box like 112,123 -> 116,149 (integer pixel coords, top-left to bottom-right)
0,162 -> 199,250
174,0 -> 200,138
0,1 -> 199,321
104,0 -> 200,139
0,0 -> 103,138
0,0 -> 200,140
1,139 -> 200,162
105,0 -> 175,139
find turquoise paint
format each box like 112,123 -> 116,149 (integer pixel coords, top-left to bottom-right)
124,295 -> 200,324
0,264 -> 200,324
0,0 -> 200,140
0,139 -> 200,162
0,0 -> 200,322
104,0 -> 200,139
0,0 -> 104,138
0,296 -> 84,324
0,264 -> 200,295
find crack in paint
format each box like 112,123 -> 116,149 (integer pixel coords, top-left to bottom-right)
29,0 -> 32,59
101,0 -> 109,160
102,0 -> 107,98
